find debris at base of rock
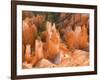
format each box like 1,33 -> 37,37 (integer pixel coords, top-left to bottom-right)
71,49 -> 89,66
35,59 -> 56,68
22,61 -> 33,69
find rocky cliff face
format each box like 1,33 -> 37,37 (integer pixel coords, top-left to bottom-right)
22,11 -> 89,68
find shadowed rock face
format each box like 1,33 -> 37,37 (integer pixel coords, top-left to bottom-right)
22,17 -> 37,49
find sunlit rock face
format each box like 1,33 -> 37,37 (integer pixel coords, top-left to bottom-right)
63,24 -> 89,51
35,39 -> 44,60
22,12 -> 89,68
44,22 -> 61,63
